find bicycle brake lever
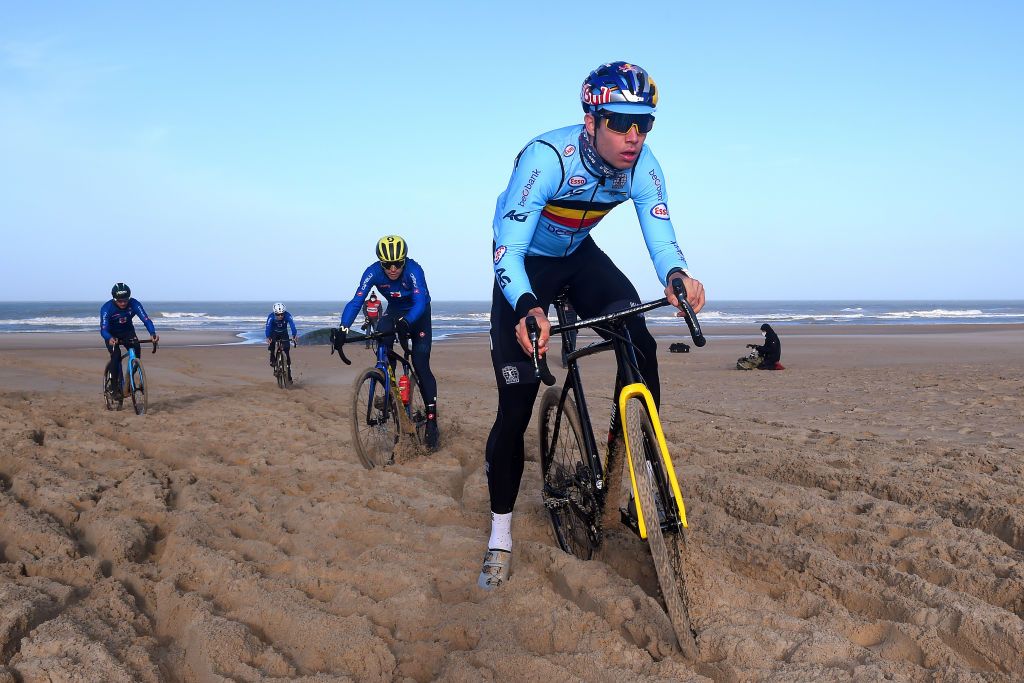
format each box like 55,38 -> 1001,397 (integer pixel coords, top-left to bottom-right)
329,329 -> 352,365
671,280 -> 706,347
525,316 -> 556,386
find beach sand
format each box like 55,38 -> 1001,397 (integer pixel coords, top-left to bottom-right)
1,325 -> 1022,681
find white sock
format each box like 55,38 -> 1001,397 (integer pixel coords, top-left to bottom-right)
488,512 -> 513,551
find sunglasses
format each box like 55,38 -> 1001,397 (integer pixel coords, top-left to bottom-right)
381,259 -> 406,270
598,111 -> 655,134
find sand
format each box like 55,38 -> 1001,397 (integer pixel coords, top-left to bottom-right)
1,325 -> 1022,681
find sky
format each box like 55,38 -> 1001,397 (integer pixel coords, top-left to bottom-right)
1,1 -> 1021,301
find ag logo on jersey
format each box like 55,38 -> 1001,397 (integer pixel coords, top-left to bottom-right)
650,203 -> 670,220
494,245 -> 507,264
567,175 -> 587,187
563,144 -> 576,157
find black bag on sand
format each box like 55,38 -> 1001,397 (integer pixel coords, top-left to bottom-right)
669,342 -> 690,353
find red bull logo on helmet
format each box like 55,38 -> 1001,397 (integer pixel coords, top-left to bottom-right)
581,84 -> 614,107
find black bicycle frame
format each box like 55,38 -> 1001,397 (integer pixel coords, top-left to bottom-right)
533,283 -> 704,503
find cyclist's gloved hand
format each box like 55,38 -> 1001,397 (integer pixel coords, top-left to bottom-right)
332,326 -> 348,351
395,317 -> 411,338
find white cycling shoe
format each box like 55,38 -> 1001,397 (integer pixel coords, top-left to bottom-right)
477,548 -> 512,590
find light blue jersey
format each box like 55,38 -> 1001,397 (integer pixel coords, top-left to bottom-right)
492,125 -> 688,313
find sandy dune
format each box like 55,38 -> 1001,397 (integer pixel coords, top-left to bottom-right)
1,326 -> 1022,681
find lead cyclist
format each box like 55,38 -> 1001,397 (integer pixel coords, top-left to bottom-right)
479,61 -> 707,590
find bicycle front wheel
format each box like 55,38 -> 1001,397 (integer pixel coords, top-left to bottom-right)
624,398 -> 698,659
539,386 -> 598,560
351,368 -> 399,469
275,347 -> 290,388
129,359 -> 147,415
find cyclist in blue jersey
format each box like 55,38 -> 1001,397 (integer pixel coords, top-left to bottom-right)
339,235 -> 440,450
100,283 -> 159,400
265,302 -> 298,380
478,61 -> 707,590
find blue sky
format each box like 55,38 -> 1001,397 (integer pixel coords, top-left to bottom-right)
2,1 -> 1021,301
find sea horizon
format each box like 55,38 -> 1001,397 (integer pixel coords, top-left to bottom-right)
2,299 -> 1023,344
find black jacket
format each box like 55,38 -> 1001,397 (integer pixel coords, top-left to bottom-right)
756,323 -> 781,366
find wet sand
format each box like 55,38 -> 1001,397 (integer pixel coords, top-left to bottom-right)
1,325 -> 1022,680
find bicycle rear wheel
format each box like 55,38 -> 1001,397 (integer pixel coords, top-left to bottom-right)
624,398 -> 698,659
539,386 -> 599,560
351,368 -> 399,469
129,359 -> 147,415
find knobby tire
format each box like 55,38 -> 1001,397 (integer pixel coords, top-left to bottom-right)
625,398 -> 699,659
130,359 -> 147,416
351,368 -> 399,469
274,345 -> 291,389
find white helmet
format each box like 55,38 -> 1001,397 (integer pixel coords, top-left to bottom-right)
273,303 -> 286,315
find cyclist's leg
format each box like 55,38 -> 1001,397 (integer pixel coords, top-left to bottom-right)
408,308 -> 436,403
566,239 -> 661,407
105,341 -> 122,388
408,307 -> 440,448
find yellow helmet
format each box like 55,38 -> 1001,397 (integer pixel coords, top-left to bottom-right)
376,235 -> 407,264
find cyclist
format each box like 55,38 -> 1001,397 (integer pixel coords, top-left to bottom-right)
265,303 -> 298,380
479,61 -> 707,590
100,283 -> 159,400
361,292 -> 383,338
339,235 -> 440,450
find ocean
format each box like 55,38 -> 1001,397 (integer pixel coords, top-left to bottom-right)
1,300 -> 1022,344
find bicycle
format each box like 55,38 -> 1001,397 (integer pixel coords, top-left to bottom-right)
331,326 -> 427,469
270,337 -> 295,388
528,280 -> 705,658
103,338 -> 158,415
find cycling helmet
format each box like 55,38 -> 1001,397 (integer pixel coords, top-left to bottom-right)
376,235 -> 407,263
273,303 -> 286,315
111,283 -> 131,300
580,61 -> 658,114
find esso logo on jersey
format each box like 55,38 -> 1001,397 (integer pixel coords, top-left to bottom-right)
650,203 -> 670,220
568,176 -> 587,187
494,245 -> 507,264
563,144 -> 576,157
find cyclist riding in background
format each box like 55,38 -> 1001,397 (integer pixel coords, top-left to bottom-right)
265,302 -> 298,380
100,283 -> 159,400
339,235 -> 440,450
479,61 -> 707,590
361,292 -> 383,334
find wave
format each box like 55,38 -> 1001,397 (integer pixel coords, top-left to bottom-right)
0,316 -> 97,326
